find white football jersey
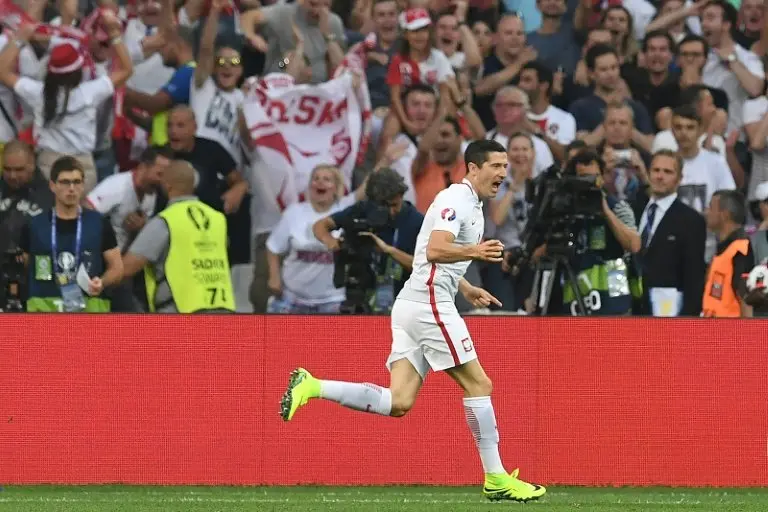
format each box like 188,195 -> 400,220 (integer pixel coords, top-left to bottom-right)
398,178 -> 484,304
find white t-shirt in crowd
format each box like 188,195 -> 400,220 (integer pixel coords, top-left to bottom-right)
0,34 -> 48,141
703,44 -> 764,132
446,51 -> 466,70
741,97 -> 768,200
14,75 -> 114,154
265,195 -> 356,304
679,149 -> 736,214
487,129 -> 554,177
86,171 -> 157,251
528,105 -> 576,146
651,129 -> 726,155
399,179 -> 484,304
124,19 -> 174,94
191,76 -> 245,165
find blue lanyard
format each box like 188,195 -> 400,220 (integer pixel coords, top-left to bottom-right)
51,208 -> 82,279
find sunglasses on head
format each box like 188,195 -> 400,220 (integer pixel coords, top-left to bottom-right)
217,56 -> 241,67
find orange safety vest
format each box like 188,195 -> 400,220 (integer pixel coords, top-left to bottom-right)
702,239 -> 750,318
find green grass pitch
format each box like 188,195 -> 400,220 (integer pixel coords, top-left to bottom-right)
1,486 -> 768,511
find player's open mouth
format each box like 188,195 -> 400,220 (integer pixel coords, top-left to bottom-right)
491,179 -> 503,190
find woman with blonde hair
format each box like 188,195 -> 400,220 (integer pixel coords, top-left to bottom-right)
265,164 -> 367,314
486,132 -> 535,310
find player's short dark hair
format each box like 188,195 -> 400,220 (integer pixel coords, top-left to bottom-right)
50,156 -> 84,182
366,167 -> 409,203
672,104 -> 701,124
464,139 -> 506,173
565,148 -> 605,175
642,29 -> 675,53
713,189 -> 746,225
678,34 -> 709,56
585,43 -> 618,71
139,145 -> 175,166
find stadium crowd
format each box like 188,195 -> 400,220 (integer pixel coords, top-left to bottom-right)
0,0 -> 767,316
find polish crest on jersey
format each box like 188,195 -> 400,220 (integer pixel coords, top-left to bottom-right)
441,208 -> 456,221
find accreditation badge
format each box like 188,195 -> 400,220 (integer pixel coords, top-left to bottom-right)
34,256 -> 53,281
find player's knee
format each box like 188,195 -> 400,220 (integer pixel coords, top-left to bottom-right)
465,375 -> 493,397
390,393 -> 416,417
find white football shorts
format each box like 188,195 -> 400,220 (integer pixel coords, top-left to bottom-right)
386,298 -> 477,379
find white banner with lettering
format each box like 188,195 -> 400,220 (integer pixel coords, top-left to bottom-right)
243,73 -> 366,209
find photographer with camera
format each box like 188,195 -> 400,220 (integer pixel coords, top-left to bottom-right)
313,168 -> 424,313
530,150 -> 641,316
597,103 -> 651,203
0,141 -> 53,311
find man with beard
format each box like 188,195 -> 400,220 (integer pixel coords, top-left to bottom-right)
627,31 -> 677,121
410,115 -> 465,213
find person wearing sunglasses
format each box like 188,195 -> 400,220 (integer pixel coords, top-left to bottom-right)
191,0 -> 246,187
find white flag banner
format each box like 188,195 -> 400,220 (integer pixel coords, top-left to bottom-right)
243,73 -> 366,210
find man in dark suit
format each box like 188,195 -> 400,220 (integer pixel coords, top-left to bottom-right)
633,149 -> 707,316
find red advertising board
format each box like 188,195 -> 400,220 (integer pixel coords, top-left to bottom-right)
0,315 -> 766,486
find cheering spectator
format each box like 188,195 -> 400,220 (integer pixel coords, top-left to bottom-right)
601,6 -> 640,66
749,182 -> 768,263
410,113 -> 465,213
380,7 -> 455,154
266,165 -> 366,314
124,26 -> 197,147
518,61 -> 576,162
653,84 -> 728,154
634,150 -> 706,316
167,105 -> 248,215
241,0 -> 346,83
631,31 -> 676,118
470,20 -> 493,61
742,96 -> 768,203
474,13 -> 535,128
699,0 -> 764,133
486,86 -> 554,175
433,3 -> 482,71
490,132 -> 534,310
526,0 -> 581,75
0,16 -> 133,193
192,0 -> 245,167
570,45 -> 653,140
364,0 -> 400,112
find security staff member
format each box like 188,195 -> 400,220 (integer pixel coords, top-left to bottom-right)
122,160 -> 235,313
703,190 -> 755,318
19,157 -> 123,312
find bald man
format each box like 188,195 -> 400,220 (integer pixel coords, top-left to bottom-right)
122,160 -> 235,313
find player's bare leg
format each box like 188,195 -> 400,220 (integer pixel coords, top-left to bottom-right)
280,359 -> 423,421
446,359 -> 546,502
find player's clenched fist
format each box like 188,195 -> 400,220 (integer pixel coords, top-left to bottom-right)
473,239 -> 504,262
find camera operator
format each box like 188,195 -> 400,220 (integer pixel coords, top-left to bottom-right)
0,141 -> 53,311
545,150 -> 641,315
313,168 -> 424,313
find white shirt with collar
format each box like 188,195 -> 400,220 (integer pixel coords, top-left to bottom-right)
638,192 -> 677,245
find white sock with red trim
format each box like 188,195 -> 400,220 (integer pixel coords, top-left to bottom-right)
464,396 -> 506,475
320,380 -> 392,416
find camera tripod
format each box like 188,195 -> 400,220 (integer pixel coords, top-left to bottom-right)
532,253 -> 590,316
339,287 -> 373,314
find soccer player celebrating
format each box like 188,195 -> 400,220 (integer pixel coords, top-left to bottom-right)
279,139 -> 547,502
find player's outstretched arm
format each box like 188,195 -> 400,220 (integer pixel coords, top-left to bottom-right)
426,231 -> 505,264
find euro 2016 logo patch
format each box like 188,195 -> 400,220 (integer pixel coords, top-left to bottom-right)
441,208 -> 456,221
